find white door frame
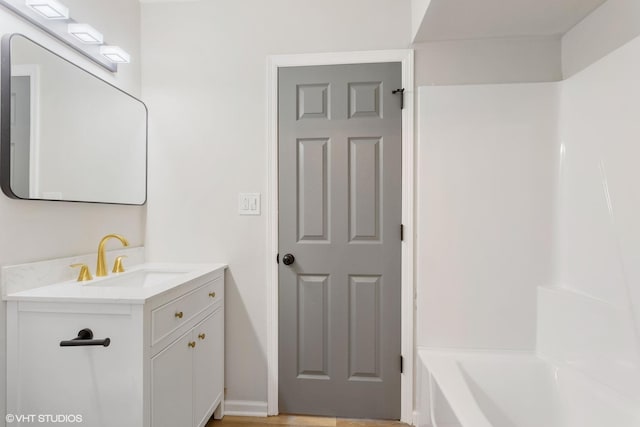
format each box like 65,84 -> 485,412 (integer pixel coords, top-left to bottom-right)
266,49 -> 415,423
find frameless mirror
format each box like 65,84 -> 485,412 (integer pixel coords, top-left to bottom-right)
1,33 -> 147,205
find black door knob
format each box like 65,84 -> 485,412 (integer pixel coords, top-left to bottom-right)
282,254 -> 295,266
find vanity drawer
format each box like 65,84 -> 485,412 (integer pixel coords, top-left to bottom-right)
151,278 -> 223,345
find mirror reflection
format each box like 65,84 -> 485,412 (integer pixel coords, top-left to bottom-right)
1,33 -> 147,205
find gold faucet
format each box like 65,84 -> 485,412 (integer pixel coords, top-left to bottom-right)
96,234 -> 129,277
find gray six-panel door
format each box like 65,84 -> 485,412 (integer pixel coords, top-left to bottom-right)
278,63 -> 402,419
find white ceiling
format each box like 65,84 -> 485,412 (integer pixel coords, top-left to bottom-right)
414,0 -> 608,42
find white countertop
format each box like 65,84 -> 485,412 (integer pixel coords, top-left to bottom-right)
4,262 -> 227,305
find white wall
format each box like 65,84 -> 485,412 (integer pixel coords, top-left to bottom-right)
416,83 -> 558,350
141,0 -> 412,408
552,5 -> 640,398
549,32 -> 640,397
414,37 -> 562,86
0,1 -> 144,423
562,0 -> 640,78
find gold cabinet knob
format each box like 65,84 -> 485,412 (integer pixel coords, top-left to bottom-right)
198,333 -> 206,340
188,341 -> 196,348
175,311 -> 184,319
209,292 -> 216,298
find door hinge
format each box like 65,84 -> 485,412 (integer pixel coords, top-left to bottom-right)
392,88 -> 405,109
400,355 -> 404,374
400,224 -> 404,241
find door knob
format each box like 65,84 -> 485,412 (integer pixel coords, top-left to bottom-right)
282,254 -> 295,266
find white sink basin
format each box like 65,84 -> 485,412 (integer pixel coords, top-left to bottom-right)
92,268 -> 191,288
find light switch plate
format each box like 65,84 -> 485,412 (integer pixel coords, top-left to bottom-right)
238,193 -> 261,215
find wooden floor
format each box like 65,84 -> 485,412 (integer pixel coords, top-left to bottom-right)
206,415 -> 410,427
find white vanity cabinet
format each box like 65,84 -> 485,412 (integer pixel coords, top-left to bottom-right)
5,264 -> 226,427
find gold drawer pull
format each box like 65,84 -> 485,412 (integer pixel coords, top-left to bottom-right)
175,311 -> 184,319
198,333 -> 206,340
208,292 -> 216,298
188,341 -> 196,348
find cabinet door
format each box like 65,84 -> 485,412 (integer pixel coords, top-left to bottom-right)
10,311 -> 143,427
194,309 -> 224,427
152,332 -> 194,427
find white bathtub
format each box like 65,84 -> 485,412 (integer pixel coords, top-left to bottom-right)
417,350 -> 640,427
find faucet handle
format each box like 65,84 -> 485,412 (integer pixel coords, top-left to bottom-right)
112,256 -> 128,273
70,264 -> 93,282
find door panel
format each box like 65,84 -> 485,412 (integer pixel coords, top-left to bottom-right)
297,138 -> 329,241
349,137 -> 381,241
349,82 -> 381,118
297,84 -> 329,119
349,275 -> 382,381
278,63 -> 402,419
297,274 -> 329,379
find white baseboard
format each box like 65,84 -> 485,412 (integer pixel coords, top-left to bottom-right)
224,400 -> 268,417
414,409 -> 460,427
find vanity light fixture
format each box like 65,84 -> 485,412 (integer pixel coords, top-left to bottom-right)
0,0 -> 126,71
99,45 -> 130,64
68,23 -> 103,44
25,0 -> 68,19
